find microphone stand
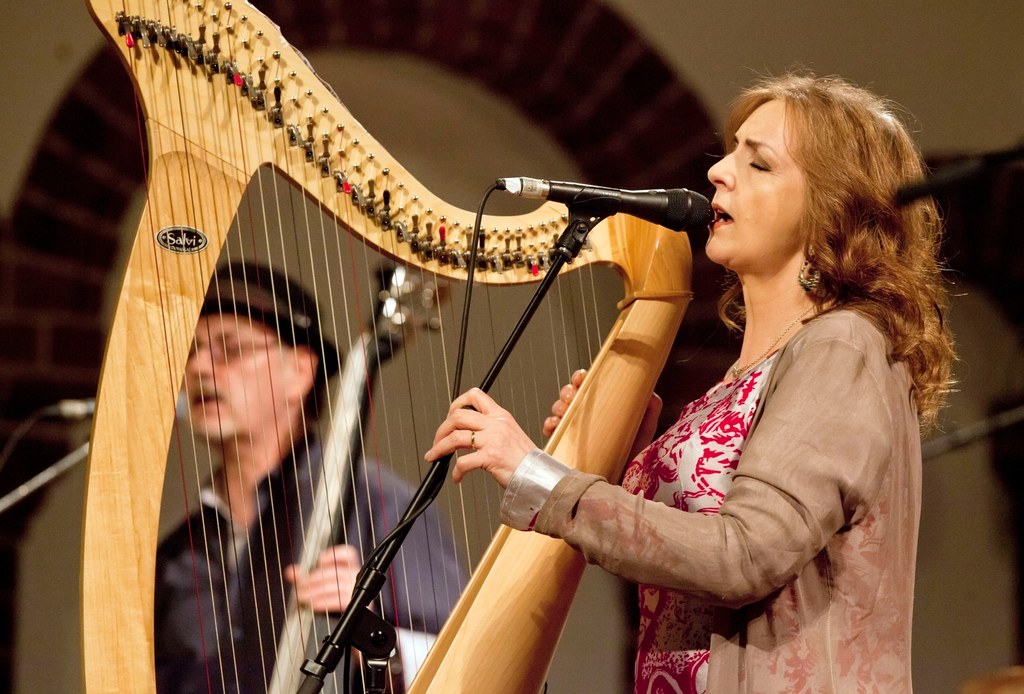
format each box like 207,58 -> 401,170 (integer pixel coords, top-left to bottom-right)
895,141 -> 1024,205
296,207 -> 606,693
922,401 -> 1024,460
0,441 -> 90,514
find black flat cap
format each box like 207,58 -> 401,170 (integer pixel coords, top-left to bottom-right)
201,261 -> 340,379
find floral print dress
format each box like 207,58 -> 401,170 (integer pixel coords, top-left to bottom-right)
621,354 -> 777,694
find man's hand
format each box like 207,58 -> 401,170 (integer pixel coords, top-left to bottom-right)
285,544 -> 361,613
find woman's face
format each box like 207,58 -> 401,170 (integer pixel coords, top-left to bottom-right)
705,99 -> 808,282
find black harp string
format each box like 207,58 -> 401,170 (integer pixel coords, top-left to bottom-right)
206,205 -> 284,689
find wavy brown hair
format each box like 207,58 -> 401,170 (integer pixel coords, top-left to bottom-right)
718,73 -> 955,427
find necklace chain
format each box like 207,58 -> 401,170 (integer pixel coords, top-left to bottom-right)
729,305 -> 814,380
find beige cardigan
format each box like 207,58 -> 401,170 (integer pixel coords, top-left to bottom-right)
535,310 -> 921,692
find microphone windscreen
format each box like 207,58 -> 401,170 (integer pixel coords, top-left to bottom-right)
666,190 -> 712,232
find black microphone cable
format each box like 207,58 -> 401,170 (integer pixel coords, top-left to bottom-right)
344,181 -> 499,594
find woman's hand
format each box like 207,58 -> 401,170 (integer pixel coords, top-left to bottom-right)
424,387 -> 536,488
542,369 -> 587,437
542,368 -> 662,459
284,544 -> 360,613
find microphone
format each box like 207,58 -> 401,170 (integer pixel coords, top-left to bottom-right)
46,399 -> 96,419
497,177 -> 712,232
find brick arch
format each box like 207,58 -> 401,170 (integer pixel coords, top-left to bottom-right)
3,45 -> 142,481
263,0 -> 717,188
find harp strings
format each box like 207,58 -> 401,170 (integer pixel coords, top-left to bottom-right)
120,2 -> 609,690
168,178 -> 609,690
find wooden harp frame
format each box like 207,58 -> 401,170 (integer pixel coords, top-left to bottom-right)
80,1 -> 693,692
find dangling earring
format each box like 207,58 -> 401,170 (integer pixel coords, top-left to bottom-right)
798,252 -> 821,292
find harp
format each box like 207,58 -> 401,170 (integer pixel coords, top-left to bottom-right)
80,1 -> 693,692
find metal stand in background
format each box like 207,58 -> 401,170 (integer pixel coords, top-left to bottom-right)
895,141 -> 1023,205
922,402 -> 1024,460
897,141 -> 1024,461
0,442 -> 90,514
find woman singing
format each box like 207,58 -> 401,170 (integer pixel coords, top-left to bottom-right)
426,73 -> 955,692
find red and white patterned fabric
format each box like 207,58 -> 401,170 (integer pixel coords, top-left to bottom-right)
621,356 -> 777,694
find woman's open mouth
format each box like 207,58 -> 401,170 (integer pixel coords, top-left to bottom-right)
711,205 -> 733,229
